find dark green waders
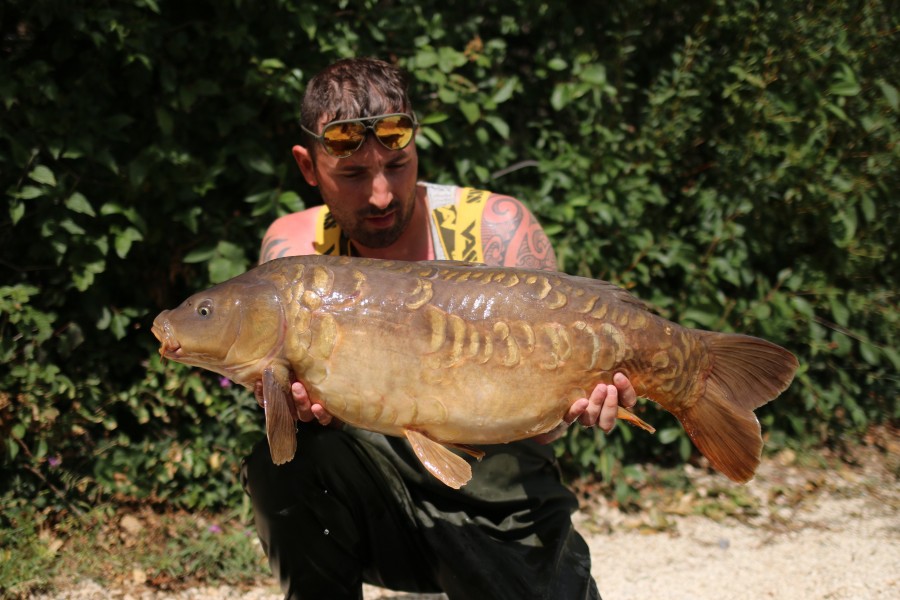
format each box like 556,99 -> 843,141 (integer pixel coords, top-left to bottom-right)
241,422 -> 601,600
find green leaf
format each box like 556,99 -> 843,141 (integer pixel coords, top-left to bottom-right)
278,191 -> 302,213
437,87 -> 458,104
72,259 -> 106,291
155,108 -> 174,136
437,47 -> 466,72
29,165 -> 57,186
414,49 -> 438,69
484,115 -> 510,139
16,186 -> 45,200
579,64 -> 607,86
828,295 -> 850,327
419,112 -> 449,125
10,201 -> 24,225
247,156 -> 274,175
114,227 -> 144,259
877,79 -> 898,111
420,126 -> 444,147
858,343 -> 879,366
183,246 -> 216,263
550,84 -> 570,111
547,58 -> 568,71
681,309 -> 718,328
259,58 -> 286,70
65,192 -> 96,217
658,427 -> 681,444
790,296 -> 815,319
492,77 -> 518,104
829,65 -> 860,97
138,0 -> 161,14
459,100 -> 480,124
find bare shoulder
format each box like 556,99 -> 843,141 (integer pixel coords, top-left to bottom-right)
480,193 -> 557,270
259,206 -> 323,263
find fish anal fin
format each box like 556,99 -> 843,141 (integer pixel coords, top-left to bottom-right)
263,365 -> 297,465
404,429 -> 473,488
677,332 -> 799,483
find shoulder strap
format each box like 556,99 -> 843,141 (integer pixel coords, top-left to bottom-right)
313,206 -> 353,256
425,183 -> 491,263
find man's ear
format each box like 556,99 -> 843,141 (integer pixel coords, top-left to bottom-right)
292,145 -> 318,186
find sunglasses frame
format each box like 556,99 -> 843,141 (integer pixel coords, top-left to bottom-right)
300,112 -> 419,158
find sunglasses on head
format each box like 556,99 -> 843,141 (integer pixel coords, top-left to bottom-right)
301,113 -> 418,158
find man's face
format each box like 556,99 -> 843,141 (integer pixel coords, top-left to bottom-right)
306,122 -> 420,249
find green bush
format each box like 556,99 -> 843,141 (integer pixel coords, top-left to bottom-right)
1,0 -> 897,512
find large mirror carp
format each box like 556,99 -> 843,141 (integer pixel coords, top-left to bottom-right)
152,255 -> 798,488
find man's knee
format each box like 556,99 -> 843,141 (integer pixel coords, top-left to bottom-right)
241,425 -> 376,512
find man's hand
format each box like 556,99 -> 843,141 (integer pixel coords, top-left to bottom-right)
533,373 -> 638,445
291,380 -> 338,427
253,379 -> 338,427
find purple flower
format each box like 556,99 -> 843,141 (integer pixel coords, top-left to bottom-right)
218,376 -> 232,388
207,524 -> 223,534
48,456 -> 62,468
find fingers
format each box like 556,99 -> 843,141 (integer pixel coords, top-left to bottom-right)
310,403 -> 333,427
291,381 -> 332,425
613,372 -> 637,409
254,381 -> 265,409
562,398 -> 589,425
571,373 -> 639,434
595,383 -> 619,433
578,384 -> 608,429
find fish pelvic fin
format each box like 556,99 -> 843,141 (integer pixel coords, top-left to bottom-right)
263,365 -> 298,465
404,429 -> 473,489
678,332 -> 799,483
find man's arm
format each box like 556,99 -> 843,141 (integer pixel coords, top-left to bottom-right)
258,208 -> 321,264
480,194 -> 558,270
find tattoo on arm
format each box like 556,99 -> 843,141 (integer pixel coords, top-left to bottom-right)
259,236 -> 292,264
481,196 -> 557,270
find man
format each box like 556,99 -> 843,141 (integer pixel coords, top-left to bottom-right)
242,57 -> 637,600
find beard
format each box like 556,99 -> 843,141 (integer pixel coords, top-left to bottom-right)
329,192 -> 416,249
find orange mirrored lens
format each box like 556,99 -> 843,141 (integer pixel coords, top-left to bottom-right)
321,122 -> 367,156
372,115 -> 415,149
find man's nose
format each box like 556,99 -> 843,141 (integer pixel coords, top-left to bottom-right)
369,171 -> 393,210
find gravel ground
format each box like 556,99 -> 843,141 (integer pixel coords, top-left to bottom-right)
31,449 -> 899,600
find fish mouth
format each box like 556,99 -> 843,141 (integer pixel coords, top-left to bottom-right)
151,317 -> 181,359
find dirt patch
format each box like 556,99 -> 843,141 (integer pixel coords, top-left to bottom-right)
31,443 -> 899,600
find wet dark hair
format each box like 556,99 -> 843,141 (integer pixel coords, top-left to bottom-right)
300,57 -> 414,156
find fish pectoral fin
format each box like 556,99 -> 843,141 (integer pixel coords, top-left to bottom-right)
404,429 -> 473,489
263,366 -> 297,465
616,406 -> 656,434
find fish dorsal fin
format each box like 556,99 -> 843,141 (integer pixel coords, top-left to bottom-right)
263,366 -> 297,465
404,429 -> 473,489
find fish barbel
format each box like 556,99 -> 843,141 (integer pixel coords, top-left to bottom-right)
151,255 -> 798,488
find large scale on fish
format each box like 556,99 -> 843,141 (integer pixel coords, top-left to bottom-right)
152,255 -> 798,488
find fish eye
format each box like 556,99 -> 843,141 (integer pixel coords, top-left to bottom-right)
197,301 -> 213,318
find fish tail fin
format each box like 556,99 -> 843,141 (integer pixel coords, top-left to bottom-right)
675,332 -> 798,483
